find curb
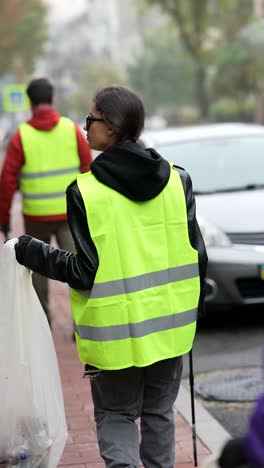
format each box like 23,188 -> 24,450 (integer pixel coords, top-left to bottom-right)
176,384 -> 231,455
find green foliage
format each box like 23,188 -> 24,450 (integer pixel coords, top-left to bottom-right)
162,105 -> 200,126
214,43 -> 252,68
127,27 -> 195,115
146,0 -> 252,49
209,98 -> 256,122
0,0 -> 48,79
65,58 -> 124,118
209,0 -> 253,41
144,0 -> 253,118
145,0 -> 212,60
211,41 -> 263,98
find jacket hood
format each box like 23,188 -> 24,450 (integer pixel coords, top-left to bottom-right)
90,141 -> 170,201
27,106 -> 61,131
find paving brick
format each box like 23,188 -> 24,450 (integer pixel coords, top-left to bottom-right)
59,465 -> 86,468
75,432 -> 98,444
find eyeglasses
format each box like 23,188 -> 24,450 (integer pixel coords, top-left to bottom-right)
85,114 -> 104,131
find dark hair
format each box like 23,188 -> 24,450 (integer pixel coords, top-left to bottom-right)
94,86 -> 145,142
26,78 -> 53,105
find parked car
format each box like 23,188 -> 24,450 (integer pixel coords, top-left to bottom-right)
141,123 -> 264,311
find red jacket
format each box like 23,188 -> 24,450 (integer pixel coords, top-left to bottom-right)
0,107 -> 92,224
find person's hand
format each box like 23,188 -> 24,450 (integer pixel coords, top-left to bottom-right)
0,224 -> 10,239
14,235 -> 32,265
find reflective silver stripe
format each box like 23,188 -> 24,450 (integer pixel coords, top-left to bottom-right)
23,191 -> 65,199
74,308 -> 197,341
78,263 -> 199,299
76,288 -> 92,298
20,166 -> 80,179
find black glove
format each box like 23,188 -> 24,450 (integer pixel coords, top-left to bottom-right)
0,223 -> 10,238
219,438 -> 250,468
14,235 -> 33,265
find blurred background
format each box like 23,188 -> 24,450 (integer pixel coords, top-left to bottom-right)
1,0 -> 264,145
1,0 -> 264,439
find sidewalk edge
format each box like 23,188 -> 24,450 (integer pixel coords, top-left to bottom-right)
175,384 -> 232,455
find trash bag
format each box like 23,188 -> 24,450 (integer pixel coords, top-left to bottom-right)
0,239 -> 68,467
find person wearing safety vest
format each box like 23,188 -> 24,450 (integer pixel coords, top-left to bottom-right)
14,85 -> 208,468
0,77 -> 92,326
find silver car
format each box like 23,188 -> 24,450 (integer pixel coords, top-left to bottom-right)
141,123 -> 264,311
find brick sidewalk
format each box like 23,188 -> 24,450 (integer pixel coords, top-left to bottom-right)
4,208 -> 211,467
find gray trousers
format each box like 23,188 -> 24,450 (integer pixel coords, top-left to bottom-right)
24,219 -> 75,325
90,356 -> 183,468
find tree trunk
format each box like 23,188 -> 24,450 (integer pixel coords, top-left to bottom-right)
254,0 -> 264,16
255,92 -> 264,124
195,62 -> 209,121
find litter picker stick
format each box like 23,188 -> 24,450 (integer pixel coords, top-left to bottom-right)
3,227 -> 9,243
189,349 -> 198,467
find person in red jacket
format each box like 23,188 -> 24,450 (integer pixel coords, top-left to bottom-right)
0,77 -> 92,327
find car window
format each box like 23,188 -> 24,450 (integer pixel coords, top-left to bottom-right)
157,136 -> 264,193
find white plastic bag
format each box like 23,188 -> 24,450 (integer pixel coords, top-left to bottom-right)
0,239 -> 68,467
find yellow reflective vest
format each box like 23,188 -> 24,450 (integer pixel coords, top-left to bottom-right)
71,166 -> 200,370
19,117 -> 80,216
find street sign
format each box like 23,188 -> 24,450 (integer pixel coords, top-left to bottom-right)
2,84 -> 30,112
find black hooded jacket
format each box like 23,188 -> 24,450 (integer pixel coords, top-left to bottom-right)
16,141 -> 208,311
